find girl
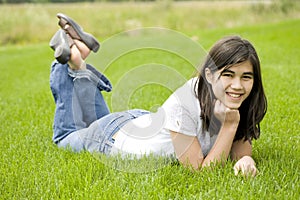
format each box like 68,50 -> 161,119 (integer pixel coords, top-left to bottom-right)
49,13 -> 267,177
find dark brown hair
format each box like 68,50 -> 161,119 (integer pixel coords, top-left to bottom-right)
195,36 -> 267,142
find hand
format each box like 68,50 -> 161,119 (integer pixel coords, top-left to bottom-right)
213,100 -> 240,124
233,156 -> 258,177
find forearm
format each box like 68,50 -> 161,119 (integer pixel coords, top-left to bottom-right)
230,139 -> 252,161
230,139 -> 258,176
201,123 -> 238,167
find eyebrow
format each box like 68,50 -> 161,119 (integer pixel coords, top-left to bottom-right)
243,72 -> 254,76
221,69 -> 254,76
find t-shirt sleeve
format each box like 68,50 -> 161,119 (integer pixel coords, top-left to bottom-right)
163,103 -> 198,137
162,78 -> 200,137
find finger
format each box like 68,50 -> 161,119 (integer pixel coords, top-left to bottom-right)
241,165 -> 246,175
233,164 -> 240,176
242,165 -> 256,177
234,168 -> 239,176
250,165 -> 257,177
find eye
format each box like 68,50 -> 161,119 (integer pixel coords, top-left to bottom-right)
221,73 -> 233,77
242,75 -> 253,80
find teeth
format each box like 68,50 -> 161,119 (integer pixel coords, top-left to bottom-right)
228,93 -> 241,98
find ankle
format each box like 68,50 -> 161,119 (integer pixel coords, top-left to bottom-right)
68,44 -> 87,70
74,40 -> 91,60
69,60 -> 86,70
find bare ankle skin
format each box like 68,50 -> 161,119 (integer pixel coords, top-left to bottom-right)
68,45 -> 86,70
68,40 -> 91,70
74,39 -> 91,60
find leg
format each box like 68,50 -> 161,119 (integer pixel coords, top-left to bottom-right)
50,61 -> 76,143
58,109 -> 149,153
49,14 -> 111,150
68,64 -> 112,126
50,61 -> 112,144
67,40 -> 112,124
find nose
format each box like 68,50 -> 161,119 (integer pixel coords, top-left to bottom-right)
231,77 -> 243,90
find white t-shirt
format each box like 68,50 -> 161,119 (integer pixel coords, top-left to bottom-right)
111,78 -> 217,158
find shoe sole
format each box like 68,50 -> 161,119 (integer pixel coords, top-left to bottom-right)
57,13 -> 100,53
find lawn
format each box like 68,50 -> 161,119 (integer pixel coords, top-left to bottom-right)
0,2 -> 299,199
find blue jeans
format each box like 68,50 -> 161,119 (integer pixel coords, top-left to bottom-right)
50,61 -> 148,154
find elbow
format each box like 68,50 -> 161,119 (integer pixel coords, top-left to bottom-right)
178,154 -> 204,170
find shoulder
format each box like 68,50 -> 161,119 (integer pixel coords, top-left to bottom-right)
162,77 -> 199,110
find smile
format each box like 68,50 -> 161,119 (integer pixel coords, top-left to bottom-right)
226,92 -> 242,98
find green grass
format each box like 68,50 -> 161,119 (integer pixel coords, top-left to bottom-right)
1,2 -> 300,200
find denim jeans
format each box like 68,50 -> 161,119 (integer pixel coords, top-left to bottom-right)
58,109 -> 149,154
50,61 -> 148,154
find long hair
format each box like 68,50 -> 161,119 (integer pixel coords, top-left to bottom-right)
195,36 -> 267,142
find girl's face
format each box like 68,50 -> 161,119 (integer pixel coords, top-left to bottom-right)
205,60 -> 254,109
